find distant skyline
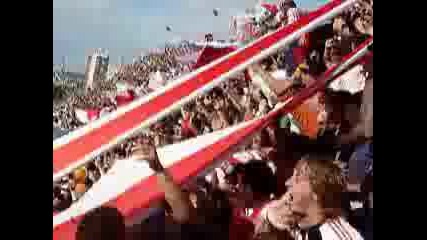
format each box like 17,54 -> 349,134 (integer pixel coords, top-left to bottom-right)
53,0 -> 322,71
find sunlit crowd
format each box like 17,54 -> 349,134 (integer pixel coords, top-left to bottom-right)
54,0 -> 373,240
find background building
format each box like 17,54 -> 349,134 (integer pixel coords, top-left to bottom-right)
85,48 -> 109,90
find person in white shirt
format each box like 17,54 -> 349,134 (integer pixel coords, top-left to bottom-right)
285,154 -> 364,240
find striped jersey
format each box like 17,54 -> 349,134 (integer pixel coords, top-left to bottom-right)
294,217 -> 364,240
287,8 -> 303,24
276,7 -> 308,25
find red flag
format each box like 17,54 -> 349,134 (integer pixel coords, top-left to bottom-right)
115,90 -> 136,107
192,45 -> 237,70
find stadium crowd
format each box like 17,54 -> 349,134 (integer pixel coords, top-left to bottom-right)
54,0 -> 373,239
53,41 -> 201,131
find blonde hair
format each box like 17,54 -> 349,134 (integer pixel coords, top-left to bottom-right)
295,155 -> 346,217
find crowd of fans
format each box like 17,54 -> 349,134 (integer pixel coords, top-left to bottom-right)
53,41 -> 201,131
53,51 -> 276,212
54,0 -> 373,239
53,38 -> 275,211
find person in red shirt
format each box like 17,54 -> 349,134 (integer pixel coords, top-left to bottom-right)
180,111 -> 198,138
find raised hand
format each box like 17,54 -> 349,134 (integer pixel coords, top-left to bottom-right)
131,138 -> 164,172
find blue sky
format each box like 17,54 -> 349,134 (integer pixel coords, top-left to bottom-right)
53,0 -> 322,70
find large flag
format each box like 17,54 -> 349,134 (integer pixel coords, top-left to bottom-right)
53,38 -> 372,240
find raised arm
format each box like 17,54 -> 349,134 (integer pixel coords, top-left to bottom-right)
131,140 -> 196,223
247,64 -> 290,100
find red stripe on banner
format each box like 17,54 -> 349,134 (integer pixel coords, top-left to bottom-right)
53,38 -> 371,240
53,0 -> 345,175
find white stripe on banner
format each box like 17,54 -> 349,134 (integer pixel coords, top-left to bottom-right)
53,0 -> 357,182
53,120 -> 253,227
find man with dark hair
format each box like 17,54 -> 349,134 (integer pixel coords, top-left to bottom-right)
53,185 -> 72,212
76,206 -> 126,240
205,33 -> 214,42
224,160 -> 277,205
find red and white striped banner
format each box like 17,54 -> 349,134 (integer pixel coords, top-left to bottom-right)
53,0 -> 357,182
53,37 -> 372,240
